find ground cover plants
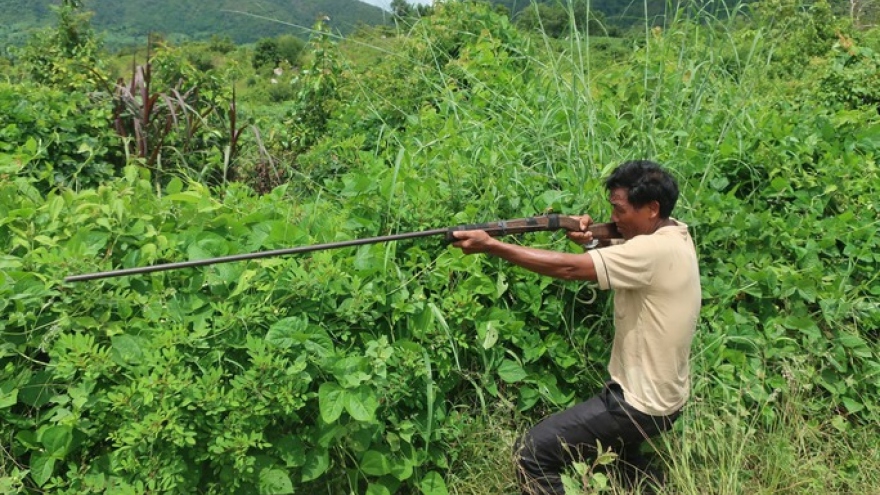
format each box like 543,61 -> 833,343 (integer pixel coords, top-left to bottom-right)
1,1 -> 879,493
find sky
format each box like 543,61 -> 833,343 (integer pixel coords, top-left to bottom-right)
359,0 -> 433,11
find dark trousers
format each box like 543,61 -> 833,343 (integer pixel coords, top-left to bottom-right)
514,382 -> 680,495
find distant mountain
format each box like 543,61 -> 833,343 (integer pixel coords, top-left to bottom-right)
0,0 -> 391,48
0,0 -> 750,51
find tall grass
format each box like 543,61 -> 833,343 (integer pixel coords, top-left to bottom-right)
444,368 -> 880,495
341,0 -> 783,220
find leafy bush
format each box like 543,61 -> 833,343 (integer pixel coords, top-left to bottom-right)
0,82 -> 122,191
1,169 -> 568,493
252,35 -> 306,70
15,3 -> 106,91
692,105 -> 880,425
817,38 -> 880,110
747,0 -> 843,77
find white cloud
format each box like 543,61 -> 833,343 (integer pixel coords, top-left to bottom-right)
360,0 -> 433,11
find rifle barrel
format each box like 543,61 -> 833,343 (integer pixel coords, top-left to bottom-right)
64,217 -> 619,283
64,228 -> 448,283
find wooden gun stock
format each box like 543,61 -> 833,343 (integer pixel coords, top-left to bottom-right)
445,214 -> 620,242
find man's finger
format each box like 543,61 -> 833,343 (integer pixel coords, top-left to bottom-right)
578,216 -> 593,232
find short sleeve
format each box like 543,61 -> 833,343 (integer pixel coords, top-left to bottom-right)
586,236 -> 659,290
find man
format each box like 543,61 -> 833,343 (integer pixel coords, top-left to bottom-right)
451,160 -> 701,494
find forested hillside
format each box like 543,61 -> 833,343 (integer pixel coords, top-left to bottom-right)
0,0 -> 748,49
1,1 -> 879,494
0,0 -> 388,48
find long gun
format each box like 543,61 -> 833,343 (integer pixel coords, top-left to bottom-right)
64,215 -> 620,283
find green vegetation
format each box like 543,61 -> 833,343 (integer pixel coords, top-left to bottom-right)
1,0 -> 879,494
0,0 -> 388,49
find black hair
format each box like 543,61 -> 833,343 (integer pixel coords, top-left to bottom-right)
604,160 -> 679,218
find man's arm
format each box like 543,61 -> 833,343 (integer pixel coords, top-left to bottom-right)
451,230 -> 598,281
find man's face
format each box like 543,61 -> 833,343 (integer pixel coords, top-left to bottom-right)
608,188 -> 658,239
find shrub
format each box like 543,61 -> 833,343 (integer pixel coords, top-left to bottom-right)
0,82 -> 122,191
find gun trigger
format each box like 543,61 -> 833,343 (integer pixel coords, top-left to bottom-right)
582,240 -> 599,250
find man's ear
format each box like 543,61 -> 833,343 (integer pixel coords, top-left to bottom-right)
648,200 -> 661,219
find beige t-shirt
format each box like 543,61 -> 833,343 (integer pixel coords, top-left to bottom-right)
587,221 -> 701,416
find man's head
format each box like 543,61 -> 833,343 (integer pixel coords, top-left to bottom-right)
604,161 -> 679,239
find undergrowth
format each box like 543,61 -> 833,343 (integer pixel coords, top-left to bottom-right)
445,371 -> 880,495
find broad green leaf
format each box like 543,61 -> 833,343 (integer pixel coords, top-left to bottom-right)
258,468 -> 294,495
592,472 -> 610,489
166,177 -> 184,194
419,471 -> 448,495
301,449 -> 329,482
360,450 -> 391,476
390,457 -> 414,481
67,230 -> 110,257
346,386 -> 379,422
228,269 -> 258,298
265,317 -> 310,349
366,483 -> 392,495
40,425 -> 72,458
537,190 -> 569,211
533,375 -> 574,405
164,191 -> 203,204
316,423 -> 345,448
15,430 -> 39,450
47,194 -> 64,223
839,333 -> 869,351
302,331 -> 336,359
110,335 -> 144,365
354,244 -> 377,272
561,472 -> 581,494
518,386 -> 540,411
23,137 -> 38,155
19,371 -> 53,408
496,271 -> 508,298
497,359 -> 527,383
830,415 -> 849,433
595,448 -> 618,466
186,233 -> 229,261
274,435 -> 306,468
29,453 -> 55,487
332,356 -> 372,388
479,321 -> 499,350
318,382 -> 345,423
769,176 -> 789,192
0,383 -> 17,409
841,396 -> 864,414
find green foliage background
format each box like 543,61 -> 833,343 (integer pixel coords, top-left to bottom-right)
1,0 -> 879,493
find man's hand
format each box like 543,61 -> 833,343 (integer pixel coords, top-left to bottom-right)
449,220 -> 598,281
450,230 -> 498,255
565,215 -> 594,246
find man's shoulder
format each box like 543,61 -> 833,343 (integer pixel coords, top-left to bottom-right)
647,220 -> 693,244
